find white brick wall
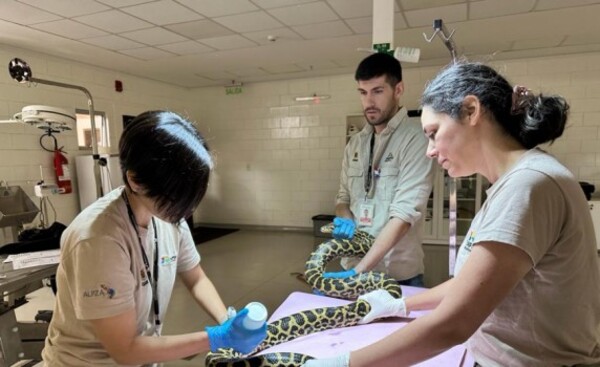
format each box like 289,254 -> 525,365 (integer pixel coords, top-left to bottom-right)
1,45 -> 598,231
0,45 -> 193,230
192,52 -> 600,228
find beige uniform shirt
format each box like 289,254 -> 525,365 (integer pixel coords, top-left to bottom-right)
456,149 -> 600,366
42,187 -> 200,366
336,107 -> 434,280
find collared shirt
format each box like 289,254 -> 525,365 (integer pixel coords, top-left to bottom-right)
336,107 -> 434,280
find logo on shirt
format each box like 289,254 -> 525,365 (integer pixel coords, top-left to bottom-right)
384,152 -> 394,162
464,230 -> 476,252
352,152 -> 359,162
160,255 -> 177,266
83,283 -> 116,299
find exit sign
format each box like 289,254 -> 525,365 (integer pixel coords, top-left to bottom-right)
225,85 -> 242,95
373,43 -> 393,55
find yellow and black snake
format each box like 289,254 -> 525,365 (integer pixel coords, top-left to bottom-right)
205,223 -> 402,367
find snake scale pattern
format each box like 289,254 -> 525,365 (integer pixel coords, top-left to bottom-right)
205,223 -> 402,367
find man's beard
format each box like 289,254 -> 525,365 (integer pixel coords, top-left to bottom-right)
364,105 -> 395,127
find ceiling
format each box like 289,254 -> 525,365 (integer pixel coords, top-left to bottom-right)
0,0 -> 599,88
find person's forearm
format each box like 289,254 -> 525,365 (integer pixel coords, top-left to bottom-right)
405,278 -> 454,312
112,332 -> 210,365
189,276 -> 228,323
354,218 -> 409,273
335,203 -> 353,219
350,310 -> 466,367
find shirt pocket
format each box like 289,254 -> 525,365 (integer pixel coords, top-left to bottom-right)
378,167 -> 399,200
347,166 -> 364,195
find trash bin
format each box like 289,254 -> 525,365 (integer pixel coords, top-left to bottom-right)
311,214 -> 335,247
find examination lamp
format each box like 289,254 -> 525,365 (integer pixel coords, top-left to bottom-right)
8,57 -> 103,200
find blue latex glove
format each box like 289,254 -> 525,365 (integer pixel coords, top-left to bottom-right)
205,308 -> 267,354
323,268 -> 357,279
332,217 -> 355,240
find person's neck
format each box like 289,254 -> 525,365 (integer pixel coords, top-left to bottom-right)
373,105 -> 401,134
124,188 -> 152,229
480,137 -> 527,183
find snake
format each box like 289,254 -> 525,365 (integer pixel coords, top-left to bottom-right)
205,223 -> 402,367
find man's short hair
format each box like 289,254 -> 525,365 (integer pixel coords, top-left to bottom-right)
355,52 -> 402,86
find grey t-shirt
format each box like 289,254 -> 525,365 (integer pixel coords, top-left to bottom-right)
42,187 -> 200,366
455,149 -> 600,367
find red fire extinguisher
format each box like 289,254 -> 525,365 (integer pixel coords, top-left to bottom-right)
54,149 -> 72,194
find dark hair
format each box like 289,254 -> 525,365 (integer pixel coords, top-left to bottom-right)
355,52 -> 403,86
421,62 -> 570,149
119,110 -> 213,223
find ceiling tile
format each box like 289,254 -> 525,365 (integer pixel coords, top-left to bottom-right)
394,12 -> 408,29
535,0 -> 600,11
344,17 -> 371,34
121,27 -> 188,45
326,0 -> 372,18
175,0 -> 258,17
196,70 -> 238,81
512,36 -> 564,50
0,1 -> 60,24
18,0 -> 110,17
261,63 -> 305,74
296,60 -> 340,70
96,0 -> 154,7
470,0 -> 536,20
404,3 -> 467,27
73,10 -> 153,33
81,34 -> 145,50
398,0 -> 465,11
293,20 -> 353,40
119,46 -> 175,60
227,67 -> 269,77
213,11 -> 283,32
157,40 -> 214,55
268,2 -> 339,26
198,34 -> 257,50
121,0 -> 203,25
461,40 -> 513,56
30,19 -> 108,39
562,34 -> 600,46
251,0 -> 316,9
165,20 -> 233,39
243,27 -> 302,45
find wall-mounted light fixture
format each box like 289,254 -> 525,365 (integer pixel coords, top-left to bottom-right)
294,93 -> 331,103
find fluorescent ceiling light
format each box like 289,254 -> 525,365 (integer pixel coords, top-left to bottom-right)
294,94 -> 331,102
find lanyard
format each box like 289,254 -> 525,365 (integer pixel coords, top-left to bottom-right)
122,191 -> 161,326
364,132 -> 376,197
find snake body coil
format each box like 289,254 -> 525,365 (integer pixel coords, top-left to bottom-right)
205,223 -> 401,367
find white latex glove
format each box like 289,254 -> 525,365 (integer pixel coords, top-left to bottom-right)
302,353 -> 350,367
357,289 -> 408,324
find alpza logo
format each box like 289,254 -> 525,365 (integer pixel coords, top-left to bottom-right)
160,255 -> 177,266
83,284 -> 116,299
352,152 -> 359,162
384,153 -> 394,162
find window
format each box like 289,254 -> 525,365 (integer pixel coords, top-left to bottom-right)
76,110 -> 109,150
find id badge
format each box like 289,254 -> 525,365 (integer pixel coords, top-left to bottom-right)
359,203 -> 374,227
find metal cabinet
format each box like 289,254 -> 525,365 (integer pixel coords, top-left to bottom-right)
424,166 -> 488,245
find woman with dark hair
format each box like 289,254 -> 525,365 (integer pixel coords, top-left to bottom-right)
43,111 -> 266,366
304,63 -> 600,367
